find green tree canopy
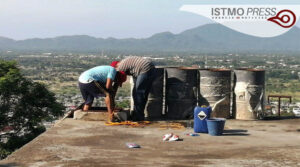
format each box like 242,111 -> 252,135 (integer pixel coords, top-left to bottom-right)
0,59 -> 64,158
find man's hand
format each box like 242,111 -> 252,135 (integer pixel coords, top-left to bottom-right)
113,107 -> 122,112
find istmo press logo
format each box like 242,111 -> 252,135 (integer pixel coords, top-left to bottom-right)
180,5 -> 300,37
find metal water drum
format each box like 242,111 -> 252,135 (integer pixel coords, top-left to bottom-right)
199,69 -> 231,118
145,67 -> 164,119
234,69 -> 265,120
166,67 -> 198,119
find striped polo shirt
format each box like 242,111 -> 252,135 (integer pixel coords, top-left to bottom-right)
78,66 -> 116,84
117,56 -> 154,77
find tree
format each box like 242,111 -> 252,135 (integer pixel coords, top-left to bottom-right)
0,59 -> 65,159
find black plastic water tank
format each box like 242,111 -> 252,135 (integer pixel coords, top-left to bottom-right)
165,67 -> 198,119
145,67 -> 164,120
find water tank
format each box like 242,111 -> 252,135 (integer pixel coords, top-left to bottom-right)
145,67 -> 164,120
165,67 -> 198,119
199,69 -> 231,118
234,69 -> 265,120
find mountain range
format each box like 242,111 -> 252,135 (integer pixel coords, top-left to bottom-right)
0,24 -> 300,53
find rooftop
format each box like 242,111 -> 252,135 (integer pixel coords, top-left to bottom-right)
0,118 -> 300,167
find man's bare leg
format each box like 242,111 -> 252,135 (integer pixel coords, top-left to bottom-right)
83,104 -> 92,111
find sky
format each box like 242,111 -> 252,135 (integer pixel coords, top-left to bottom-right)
1,0 -> 300,40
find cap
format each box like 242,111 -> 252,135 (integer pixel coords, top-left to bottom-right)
116,71 -> 127,87
110,61 -> 119,68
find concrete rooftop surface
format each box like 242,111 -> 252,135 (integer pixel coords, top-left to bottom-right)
0,118 -> 300,167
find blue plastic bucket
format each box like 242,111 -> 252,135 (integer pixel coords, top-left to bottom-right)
194,106 -> 212,133
207,118 -> 226,136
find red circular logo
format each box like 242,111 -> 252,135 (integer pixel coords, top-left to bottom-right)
267,9 -> 296,28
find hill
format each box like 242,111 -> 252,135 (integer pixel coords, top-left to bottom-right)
1,24 -> 300,53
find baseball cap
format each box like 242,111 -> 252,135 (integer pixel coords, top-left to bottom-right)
110,61 -> 119,68
116,71 -> 127,87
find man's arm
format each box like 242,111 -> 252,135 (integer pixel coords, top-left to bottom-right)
105,94 -> 113,121
105,78 -> 114,121
106,78 -> 113,90
106,78 -> 118,110
112,82 -> 119,97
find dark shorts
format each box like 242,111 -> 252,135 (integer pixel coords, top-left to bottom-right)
78,81 -> 106,105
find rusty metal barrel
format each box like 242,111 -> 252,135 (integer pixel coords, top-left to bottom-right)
199,69 -> 231,118
234,69 -> 265,120
145,67 -> 164,120
165,67 -> 198,119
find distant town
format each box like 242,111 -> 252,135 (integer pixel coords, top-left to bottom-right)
1,51 -> 300,116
